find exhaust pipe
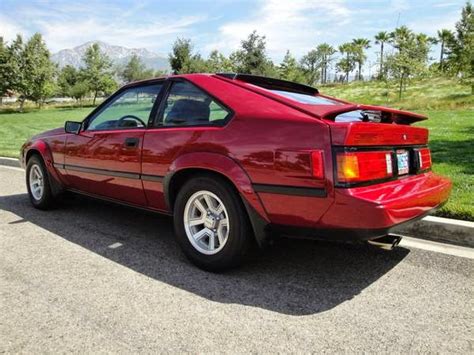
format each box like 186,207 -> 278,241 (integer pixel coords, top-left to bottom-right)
367,234 -> 403,250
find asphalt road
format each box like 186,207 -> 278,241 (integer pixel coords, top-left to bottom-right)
0,166 -> 472,353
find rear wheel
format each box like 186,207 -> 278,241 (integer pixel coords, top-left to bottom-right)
26,155 -> 56,210
173,175 -> 251,271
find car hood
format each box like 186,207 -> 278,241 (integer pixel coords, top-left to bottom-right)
32,127 -> 65,140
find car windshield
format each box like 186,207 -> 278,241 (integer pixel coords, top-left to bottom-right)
270,90 -> 340,105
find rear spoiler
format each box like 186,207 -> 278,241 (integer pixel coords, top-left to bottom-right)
317,104 -> 428,125
216,73 -> 318,95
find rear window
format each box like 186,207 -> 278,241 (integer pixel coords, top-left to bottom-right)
335,110 -> 383,123
270,90 -> 340,105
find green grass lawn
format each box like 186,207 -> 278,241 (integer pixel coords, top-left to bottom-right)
416,110 -> 473,221
0,107 -> 93,158
0,83 -> 472,220
320,76 -> 474,111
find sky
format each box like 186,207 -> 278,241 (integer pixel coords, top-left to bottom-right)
0,0 -> 466,72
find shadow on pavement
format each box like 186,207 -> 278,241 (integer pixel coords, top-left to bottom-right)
0,193 -> 409,316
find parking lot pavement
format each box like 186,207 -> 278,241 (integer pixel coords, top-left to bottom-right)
0,166 -> 473,353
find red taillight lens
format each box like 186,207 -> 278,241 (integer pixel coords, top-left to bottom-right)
418,148 -> 431,170
311,150 -> 325,179
336,151 -> 393,183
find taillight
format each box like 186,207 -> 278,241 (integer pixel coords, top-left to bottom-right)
417,147 -> 432,170
311,150 -> 325,179
336,151 -> 393,184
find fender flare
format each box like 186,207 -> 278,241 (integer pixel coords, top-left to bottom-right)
164,152 -> 271,246
25,140 -> 64,195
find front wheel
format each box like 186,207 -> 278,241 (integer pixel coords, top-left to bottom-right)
26,155 -> 56,210
173,176 -> 251,271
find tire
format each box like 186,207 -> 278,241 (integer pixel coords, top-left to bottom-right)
26,155 -> 56,210
173,175 -> 252,271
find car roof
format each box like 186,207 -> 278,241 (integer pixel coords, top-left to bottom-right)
121,73 -> 318,95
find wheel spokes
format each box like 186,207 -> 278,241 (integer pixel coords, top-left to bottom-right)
193,228 -> 210,242
203,194 -> 216,213
193,198 -> 207,215
189,216 -> 206,227
184,190 -> 230,255
208,231 -> 215,250
29,164 -> 45,200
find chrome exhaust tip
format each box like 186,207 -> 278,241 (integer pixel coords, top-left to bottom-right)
367,234 -> 403,250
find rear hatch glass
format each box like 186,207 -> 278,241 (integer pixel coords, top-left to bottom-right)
270,90 -> 341,105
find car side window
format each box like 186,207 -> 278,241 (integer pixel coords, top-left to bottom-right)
87,83 -> 163,131
159,81 -> 231,127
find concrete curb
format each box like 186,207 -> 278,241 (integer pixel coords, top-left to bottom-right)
395,216 -> 474,248
0,156 -> 21,168
1,156 -> 473,248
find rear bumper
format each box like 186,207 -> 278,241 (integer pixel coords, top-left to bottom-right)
272,172 -> 452,241
272,203 -> 443,241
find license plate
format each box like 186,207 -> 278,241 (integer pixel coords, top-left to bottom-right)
397,150 -> 409,175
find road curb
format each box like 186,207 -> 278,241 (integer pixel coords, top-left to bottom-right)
0,156 -> 21,168
395,216 -> 474,248
0,156 -> 472,248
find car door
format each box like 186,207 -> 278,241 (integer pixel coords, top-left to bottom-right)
64,82 -> 164,206
141,79 -> 233,211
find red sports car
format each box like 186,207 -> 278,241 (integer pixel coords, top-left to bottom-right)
21,73 -> 452,270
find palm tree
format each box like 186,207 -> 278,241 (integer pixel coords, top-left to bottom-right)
390,26 -> 413,53
437,29 -> 453,71
352,38 -> 370,80
338,43 -> 356,83
374,31 -> 390,79
316,43 -> 336,84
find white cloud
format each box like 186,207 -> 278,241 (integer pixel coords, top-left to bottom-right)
37,15 -> 207,52
204,0 -> 351,60
5,1 -> 208,53
407,11 -> 458,35
0,15 -> 26,42
433,2 -> 459,8
389,0 -> 410,12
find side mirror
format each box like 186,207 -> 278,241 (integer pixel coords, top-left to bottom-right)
65,121 -> 82,134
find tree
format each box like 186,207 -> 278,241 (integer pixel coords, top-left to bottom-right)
0,37 -> 10,105
437,29 -> 454,71
337,43 -> 356,82
390,26 -> 414,52
121,54 -> 154,82
231,31 -> 273,75
352,38 -> 370,80
300,43 -> 335,85
278,50 -> 305,82
168,38 -> 212,74
205,50 -> 234,73
9,33 -> 56,110
57,65 -> 89,102
318,43 -> 336,84
169,38 -> 193,74
182,53 -> 209,73
446,1 -> 474,93
69,81 -> 90,103
386,27 -> 432,98
300,49 -> 320,85
58,65 -> 79,96
82,43 -> 116,104
374,31 -> 390,79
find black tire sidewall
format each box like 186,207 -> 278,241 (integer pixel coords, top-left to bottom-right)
173,176 -> 250,271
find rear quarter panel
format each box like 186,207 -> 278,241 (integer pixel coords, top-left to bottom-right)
143,76 -> 335,227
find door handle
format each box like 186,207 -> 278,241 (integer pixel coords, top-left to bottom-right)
124,137 -> 139,148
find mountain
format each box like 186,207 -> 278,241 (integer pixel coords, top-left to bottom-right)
51,41 -> 170,71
